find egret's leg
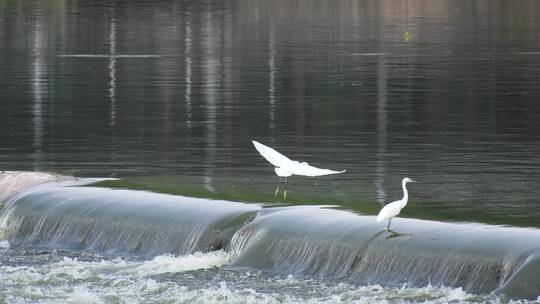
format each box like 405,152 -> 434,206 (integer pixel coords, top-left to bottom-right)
275,178 -> 282,198
283,178 -> 288,200
386,218 -> 392,230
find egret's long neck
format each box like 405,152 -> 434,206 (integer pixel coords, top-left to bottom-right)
400,180 -> 409,208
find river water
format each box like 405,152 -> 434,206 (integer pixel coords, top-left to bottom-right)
1,0 -> 540,302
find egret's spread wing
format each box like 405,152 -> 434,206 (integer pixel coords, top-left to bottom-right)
252,140 -> 292,167
290,162 -> 346,177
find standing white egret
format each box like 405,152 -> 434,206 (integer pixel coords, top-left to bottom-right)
252,140 -> 346,199
377,177 -> 416,230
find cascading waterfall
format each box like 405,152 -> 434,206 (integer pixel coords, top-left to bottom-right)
0,185 -> 260,256
0,171 -> 539,299
226,207 -> 540,299
227,206 -> 379,277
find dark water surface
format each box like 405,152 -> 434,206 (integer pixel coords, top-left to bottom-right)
1,0 -> 540,227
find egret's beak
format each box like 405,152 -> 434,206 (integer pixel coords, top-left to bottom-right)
411,179 -> 418,183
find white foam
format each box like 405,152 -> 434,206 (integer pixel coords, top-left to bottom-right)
47,251 -> 230,278
17,286 -> 45,300
131,250 -> 230,275
0,240 -> 10,249
67,287 -> 103,304
0,253 -> 536,303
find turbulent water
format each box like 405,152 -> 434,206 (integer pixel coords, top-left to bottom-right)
0,173 -> 539,303
1,248 -> 522,304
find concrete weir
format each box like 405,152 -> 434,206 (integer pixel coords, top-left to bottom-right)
227,207 -> 540,299
0,171 -> 539,299
0,172 -> 260,256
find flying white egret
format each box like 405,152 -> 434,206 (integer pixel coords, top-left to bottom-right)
377,177 -> 416,230
252,140 -> 346,199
